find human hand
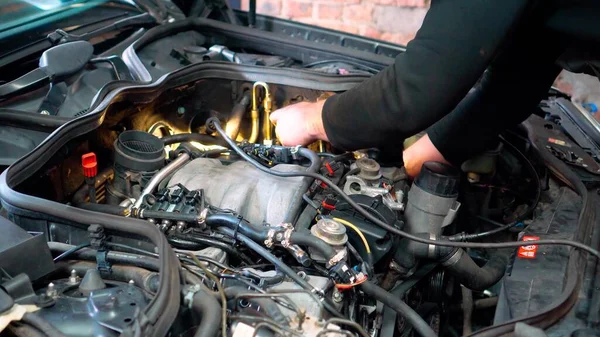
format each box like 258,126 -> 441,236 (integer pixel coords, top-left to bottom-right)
403,134 -> 450,178
270,100 -> 329,146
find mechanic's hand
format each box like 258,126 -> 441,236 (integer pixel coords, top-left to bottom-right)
270,100 -> 329,146
403,134 -> 450,178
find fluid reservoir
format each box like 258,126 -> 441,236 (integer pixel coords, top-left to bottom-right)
404,161 -> 460,236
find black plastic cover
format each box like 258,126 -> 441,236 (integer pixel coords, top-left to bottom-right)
415,161 -> 459,197
0,216 -> 54,281
39,41 -> 94,81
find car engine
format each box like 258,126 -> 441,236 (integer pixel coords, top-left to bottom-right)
1,21 -> 599,337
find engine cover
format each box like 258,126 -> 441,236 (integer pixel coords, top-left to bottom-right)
168,158 -> 308,225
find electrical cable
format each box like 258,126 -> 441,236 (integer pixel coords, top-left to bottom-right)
53,243 -> 91,262
207,118 -> 600,260
332,217 -> 371,254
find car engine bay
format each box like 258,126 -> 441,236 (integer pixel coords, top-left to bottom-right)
1,10 -> 600,337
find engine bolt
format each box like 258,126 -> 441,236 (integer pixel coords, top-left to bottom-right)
332,288 -> 343,303
129,280 -> 135,285
467,172 -> 480,183
46,282 -> 57,298
68,270 -> 78,284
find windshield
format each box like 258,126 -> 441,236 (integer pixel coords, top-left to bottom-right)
0,0 -> 94,37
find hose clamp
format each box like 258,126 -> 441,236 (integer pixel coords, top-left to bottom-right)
441,248 -> 463,267
281,229 -> 294,248
264,229 -> 276,248
183,284 -> 202,309
198,208 -> 209,224
428,233 -> 437,259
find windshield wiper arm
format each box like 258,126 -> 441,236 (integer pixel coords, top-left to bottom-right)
47,13 -> 156,44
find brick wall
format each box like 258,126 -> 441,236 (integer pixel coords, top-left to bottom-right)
241,0 -> 430,45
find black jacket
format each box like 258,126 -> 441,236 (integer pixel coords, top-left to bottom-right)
322,0 -> 600,164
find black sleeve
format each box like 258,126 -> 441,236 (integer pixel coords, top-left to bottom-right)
428,18 -> 566,165
321,0 -> 532,151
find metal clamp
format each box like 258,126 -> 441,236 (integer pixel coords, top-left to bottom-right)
183,284 -> 202,309
327,249 -> 347,268
264,229 -> 276,248
280,229 -> 294,248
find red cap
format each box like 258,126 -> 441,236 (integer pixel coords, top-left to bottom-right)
82,152 -> 97,178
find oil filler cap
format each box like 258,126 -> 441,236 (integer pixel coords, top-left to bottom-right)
415,161 -> 459,197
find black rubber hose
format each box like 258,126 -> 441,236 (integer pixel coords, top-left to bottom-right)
48,242 -> 202,286
289,231 -> 336,260
73,202 -> 202,223
360,281 -> 436,337
442,248 -> 510,291
217,227 -> 344,318
55,260 -> 160,293
21,313 -> 68,337
0,108 -> 72,132
224,286 -> 290,326
74,202 -> 128,216
226,92 -> 251,140
168,237 -> 205,250
207,213 -> 337,261
205,213 -> 268,241
393,239 -> 416,271
191,289 -> 222,337
161,133 -> 228,147
170,233 -> 254,264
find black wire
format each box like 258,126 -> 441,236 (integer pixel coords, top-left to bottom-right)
53,243 -> 91,262
208,118 -> 600,259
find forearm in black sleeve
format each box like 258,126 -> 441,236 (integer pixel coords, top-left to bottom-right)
427,23 -> 567,165
321,0 -> 532,151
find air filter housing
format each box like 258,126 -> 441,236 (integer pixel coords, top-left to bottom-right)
114,130 -> 165,172
107,131 -> 165,205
